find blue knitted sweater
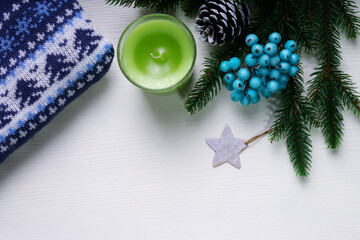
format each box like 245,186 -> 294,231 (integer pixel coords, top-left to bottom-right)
0,0 -> 114,162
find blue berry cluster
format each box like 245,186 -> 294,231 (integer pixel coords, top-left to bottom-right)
220,32 -> 300,105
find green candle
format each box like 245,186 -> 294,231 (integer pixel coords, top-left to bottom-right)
118,14 -> 196,93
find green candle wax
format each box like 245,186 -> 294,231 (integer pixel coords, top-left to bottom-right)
118,14 -> 196,92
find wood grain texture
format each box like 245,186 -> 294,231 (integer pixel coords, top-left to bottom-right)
1,1 -> 360,239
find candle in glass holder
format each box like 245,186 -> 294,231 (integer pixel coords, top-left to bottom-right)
118,14 -> 196,93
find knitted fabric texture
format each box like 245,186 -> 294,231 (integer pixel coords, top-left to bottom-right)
0,0 -> 114,162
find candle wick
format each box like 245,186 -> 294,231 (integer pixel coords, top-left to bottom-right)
150,52 -> 161,59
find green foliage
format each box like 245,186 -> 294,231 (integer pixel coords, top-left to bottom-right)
270,72 -> 314,176
337,0 -> 360,39
181,0 -> 206,17
105,0 -> 206,15
106,0 -> 180,12
250,0 -> 314,51
184,51 -> 224,115
184,42 -> 247,114
308,0 -> 360,149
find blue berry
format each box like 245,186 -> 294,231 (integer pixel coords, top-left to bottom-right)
245,54 -> 257,67
259,67 -> 270,76
245,34 -> 259,47
285,40 -> 297,52
264,42 -> 277,56
231,90 -> 244,102
267,80 -> 280,93
251,94 -> 260,104
279,74 -> 289,85
258,54 -> 270,67
289,66 -> 300,77
233,79 -> 245,91
279,62 -> 291,73
238,68 -> 251,80
249,76 -> 262,89
280,49 -> 291,61
224,73 -> 236,85
241,96 -> 251,106
289,53 -> 300,65
260,88 -> 272,98
251,44 -> 264,57
226,83 -> 234,91
220,61 -> 230,72
247,88 -> 259,99
269,69 -> 281,80
270,55 -> 280,67
269,32 -> 281,44
224,36 -> 301,105
229,57 -> 241,70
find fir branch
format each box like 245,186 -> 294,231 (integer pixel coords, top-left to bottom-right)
320,79 -> 345,148
105,0 -> 181,12
334,72 -> 360,117
285,113 -> 313,176
106,0 -> 134,7
181,0 -> 206,17
336,0 -> 360,39
270,71 -> 313,176
184,37 -> 250,114
184,48 -> 229,114
251,0 -> 314,51
252,0 -> 314,174
307,0 -> 360,148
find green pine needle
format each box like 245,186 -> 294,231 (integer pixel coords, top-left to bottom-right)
184,51 -> 224,115
105,0 -> 181,12
337,0 -> 360,39
184,38 -> 249,114
307,0 -> 360,149
181,0 -> 206,17
184,44 -> 245,114
270,71 -> 313,176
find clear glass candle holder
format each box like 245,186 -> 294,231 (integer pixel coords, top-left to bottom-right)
117,14 -> 197,93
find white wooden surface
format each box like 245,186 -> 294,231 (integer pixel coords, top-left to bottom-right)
1,1 -> 360,239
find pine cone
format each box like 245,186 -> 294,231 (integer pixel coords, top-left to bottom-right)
195,0 -> 250,46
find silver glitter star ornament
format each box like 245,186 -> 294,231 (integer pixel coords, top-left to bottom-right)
206,125 -> 247,168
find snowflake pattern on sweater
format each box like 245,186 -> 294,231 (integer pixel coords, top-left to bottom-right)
0,0 -> 114,162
